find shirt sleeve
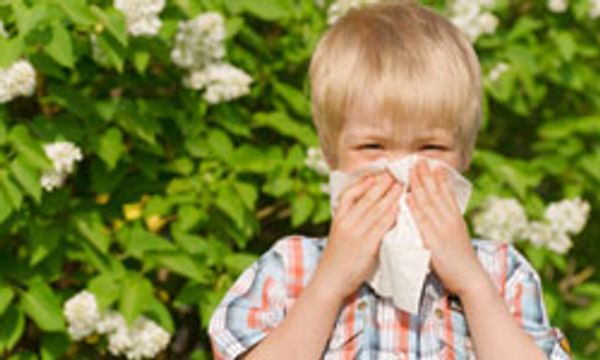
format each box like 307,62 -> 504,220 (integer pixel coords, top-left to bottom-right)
207,242 -> 288,360
504,245 -> 573,359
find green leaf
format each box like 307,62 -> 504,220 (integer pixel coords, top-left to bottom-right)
120,273 -> 153,325
10,156 -> 42,204
0,305 -> 25,353
44,21 -> 75,68
133,51 -> 151,74
0,285 -> 15,316
146,297 -> 174,333
252,111 -> 318,146
97,127 -> 124,171
0,37 -> 25,68
233,180 -> 258,210
240,0 -> 292,21
95,30 -> 126,72
91,6 -> 127,46
273,81 -> 311,117
13,2 -> 51,36
8,125 -> 52,170
216,184 -> 245,228
207,129 -> 234,162
0,172 -> 23,211
52,0 -> 95,26
119,223 -> 177,258
291,193 -> 314,227
40,333 -> 70,360
0,188 -> 11,223
73,211 -> 111,254
88,273 -> 121,310
150,252 -> 210,283
21,280 -> 65,332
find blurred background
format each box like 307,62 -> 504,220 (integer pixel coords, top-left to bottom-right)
0,0 -> 598,358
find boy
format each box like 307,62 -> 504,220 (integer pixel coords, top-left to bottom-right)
208,0 -> 572,359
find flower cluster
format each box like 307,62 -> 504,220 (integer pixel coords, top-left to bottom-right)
305,147 -> 330,176
448,0 -> 499,43
0,21 -> 7,38
0,60 -> 36,104
472,197 -> 529,243
472,196 -> 591,254
305,147 -> 331,194
64,291 -> 171,359
326,0 -> 379,25
547,0 -> 568,13
488,62 -> 509,82
590,0 -> 600,19
40,141 -> 83,192
114,0 -> 166,36
171,12 -> 252,104
183,63 -> 253,104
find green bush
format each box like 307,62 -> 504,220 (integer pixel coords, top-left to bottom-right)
0,0 -> 598,358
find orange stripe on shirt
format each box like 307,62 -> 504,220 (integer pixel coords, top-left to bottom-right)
514,283 -> 523,325
499,242 -> 508,298
343,293 -> 358,360
247,276 -> 274,329
288,236 -> 304,298
444,295 -> 455,360
395,310 -> 410,355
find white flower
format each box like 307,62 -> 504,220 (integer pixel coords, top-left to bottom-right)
472,197 -> 529,243
0,60 -> 36,103
0,21 -> 7,38
44,141 -> 83,174
548,0 -> 568,13
126,317 -> 171,360
170,12 -> 226,71
449,0 -> 499,43
305,147 -> 330,176
488,62 -> 509,81
590,0 -> 600,19
105,315 -> 170,359
184,63 -> 252,104
97,310 -> 127,335
41,141 -> 83,192
63,290 -> 101,341
40,169 -> 67,192
108,326 -> 134,357
327,0 -> 379,25
90,34 -> 111,67
544,197 -> 590,235
114,0 -> 165,36
526,221 -> 572,254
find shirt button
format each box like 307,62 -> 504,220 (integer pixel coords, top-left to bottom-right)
357,300 -> 367,311
435,307 -> 444,319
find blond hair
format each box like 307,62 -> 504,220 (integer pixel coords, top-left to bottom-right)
309,0 -> 483,169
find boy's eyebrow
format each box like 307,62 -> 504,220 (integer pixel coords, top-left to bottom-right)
344,128 -> 454,143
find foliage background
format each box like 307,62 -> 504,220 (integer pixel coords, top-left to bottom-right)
0,0 -> 599,358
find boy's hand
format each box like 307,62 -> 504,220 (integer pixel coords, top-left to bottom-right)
406,160 -> 488,298
315,171 -> 403,301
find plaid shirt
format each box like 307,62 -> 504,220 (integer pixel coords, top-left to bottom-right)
208,235 -> 572,359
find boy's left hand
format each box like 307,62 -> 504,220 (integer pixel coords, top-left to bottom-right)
406,160 -> 489,299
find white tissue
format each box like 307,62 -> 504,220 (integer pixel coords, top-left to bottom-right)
328,154 -> 472,314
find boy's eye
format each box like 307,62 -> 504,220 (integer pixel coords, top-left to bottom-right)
358,143 -> 383,150
421,144 -> 446,151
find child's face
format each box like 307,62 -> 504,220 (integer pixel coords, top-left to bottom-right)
332,110 -> 468,174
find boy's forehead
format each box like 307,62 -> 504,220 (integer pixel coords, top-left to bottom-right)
340,118 -> 455,143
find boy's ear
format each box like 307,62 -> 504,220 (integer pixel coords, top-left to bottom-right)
460,151 -> 472,172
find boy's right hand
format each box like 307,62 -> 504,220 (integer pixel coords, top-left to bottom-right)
314,170 -> 403,301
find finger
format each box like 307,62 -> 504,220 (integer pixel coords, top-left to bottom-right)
357,182 -> 403,234
367,196 -> 401,243
434,167 -> 461,215
336,174 -> 377,217
345,171 -> 396,223
406,192 -> 434,250
410,162 -> 444,223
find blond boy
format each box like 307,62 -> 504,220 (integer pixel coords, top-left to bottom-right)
208,1 -> 571,358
